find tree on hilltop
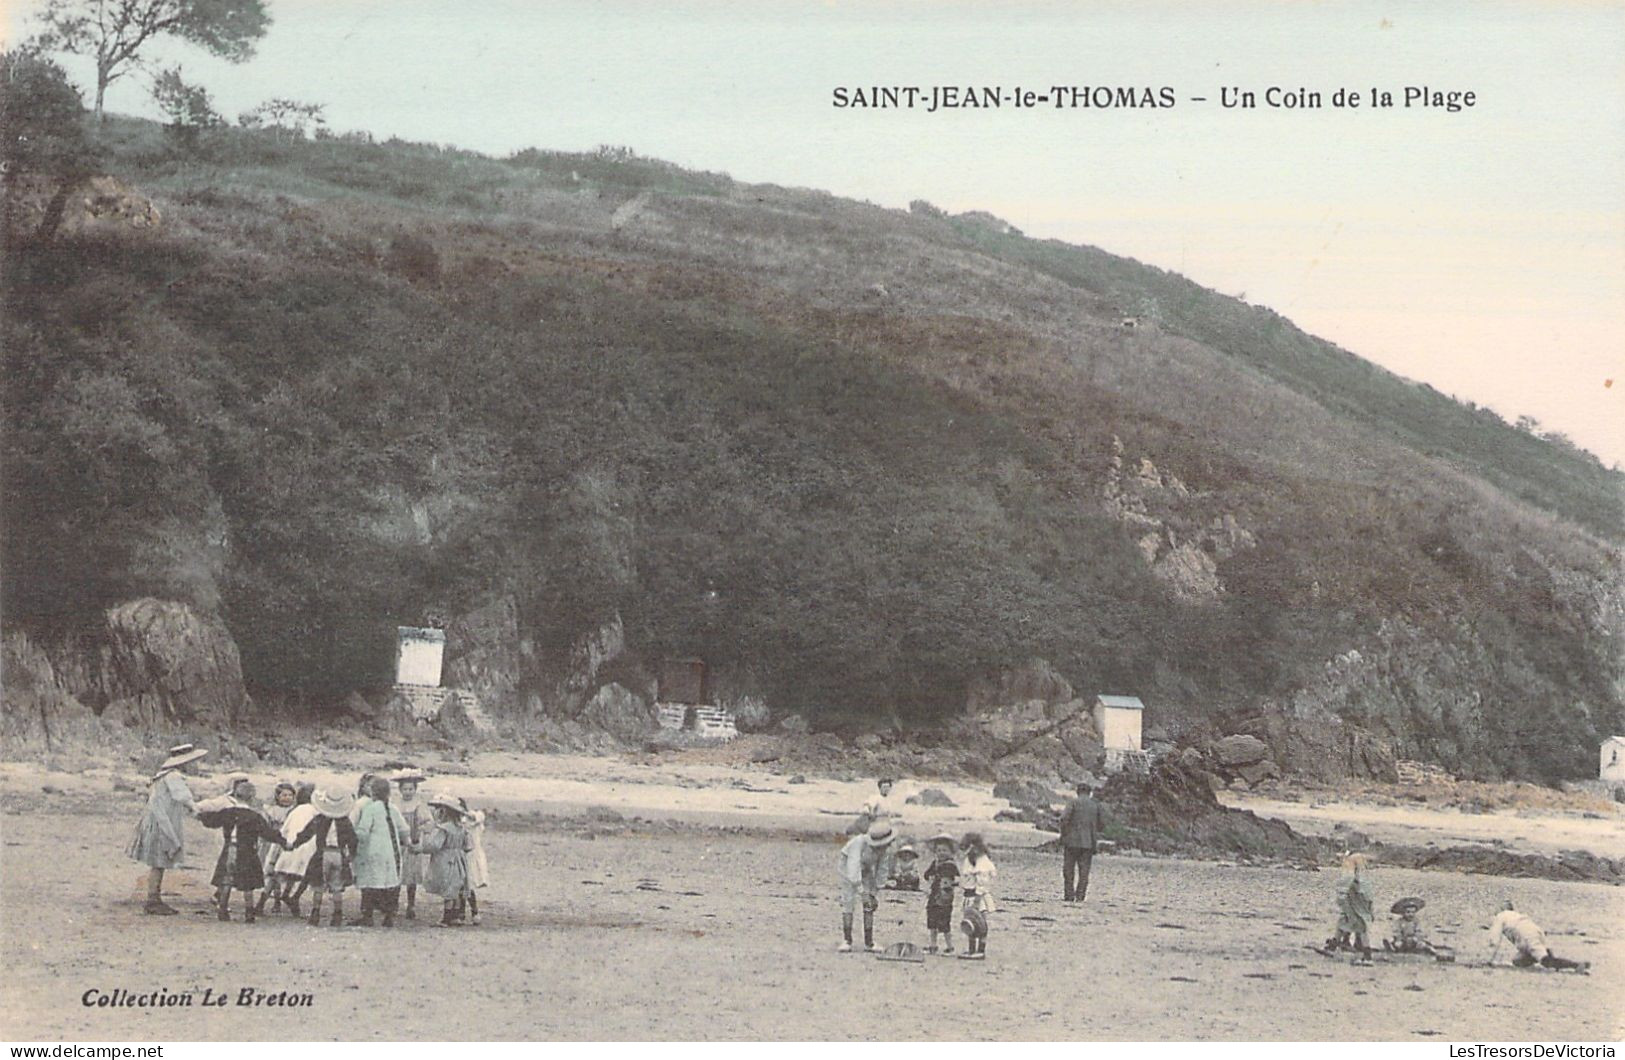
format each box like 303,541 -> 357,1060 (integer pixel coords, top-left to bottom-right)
31,0 -> 270,119
238,97 -> 324,142
150,65 -> 222,147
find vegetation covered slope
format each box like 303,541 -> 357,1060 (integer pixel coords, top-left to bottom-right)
4,118 -> 1621,781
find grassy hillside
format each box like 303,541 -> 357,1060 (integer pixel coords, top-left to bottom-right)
4,117 -> 1621,781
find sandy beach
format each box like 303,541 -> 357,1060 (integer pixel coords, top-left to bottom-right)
1,751 -> 1621,1041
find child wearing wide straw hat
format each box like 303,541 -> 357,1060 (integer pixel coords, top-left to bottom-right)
126,742 -> 208,915
287,790 -> 358,927
836,819 -> 897,952
412,793 -> 475,926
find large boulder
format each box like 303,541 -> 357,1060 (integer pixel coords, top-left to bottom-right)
965,658 -> 1075,712
1211,734 -> 1270,768
993,778 -> 1063,809
1237,713 -> 1399,783
49,599 -> 250,730
576,682 -> 654,742
443,594 -> 529,715
1100,759 -> 1322,861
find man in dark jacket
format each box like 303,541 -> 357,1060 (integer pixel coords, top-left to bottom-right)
1058,781 -> 1105,901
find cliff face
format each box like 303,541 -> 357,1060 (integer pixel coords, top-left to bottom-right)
2,121 -> 1620,781
1,598 -> 249,754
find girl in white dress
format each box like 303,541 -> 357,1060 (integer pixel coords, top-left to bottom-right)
459,796 -> 489,925
958,832 -> 997,960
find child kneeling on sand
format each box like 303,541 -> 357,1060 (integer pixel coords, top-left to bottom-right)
1487,901 -> 1589,973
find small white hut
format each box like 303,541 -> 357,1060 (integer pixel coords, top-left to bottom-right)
1094,694 -> 1144,752
395,627 -> 445,686
1602,736 -> 1625,784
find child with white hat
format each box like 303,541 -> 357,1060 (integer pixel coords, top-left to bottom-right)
413,793 -> 474,927
125,742 -> 208,915
287,790 -> 358,928
835,819 -> 897,952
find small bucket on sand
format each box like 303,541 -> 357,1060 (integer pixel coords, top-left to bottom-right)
875,942 -> 926,963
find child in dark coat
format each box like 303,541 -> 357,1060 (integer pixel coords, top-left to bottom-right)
288,790 -> 359,927
198,779 -> 289,923
923,833 -> 960,954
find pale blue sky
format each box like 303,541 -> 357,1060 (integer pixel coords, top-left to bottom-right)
7,0 -> 1622,463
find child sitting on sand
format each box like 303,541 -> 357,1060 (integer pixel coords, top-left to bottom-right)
1384,896 -> 1444,957
922,833 -> 959,954
958,832 -> 996,961
886,843 -> 920,891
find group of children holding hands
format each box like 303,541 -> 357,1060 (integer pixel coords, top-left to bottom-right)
129,744 -> 489,928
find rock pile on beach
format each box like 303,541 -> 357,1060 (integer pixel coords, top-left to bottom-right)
1096,757 -> 1324,864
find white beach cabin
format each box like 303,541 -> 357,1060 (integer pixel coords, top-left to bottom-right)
1602,736 -> 1625,784
1094,694 -> 1145,752
1095,694 -> 1147,773
396,626 -> 445,686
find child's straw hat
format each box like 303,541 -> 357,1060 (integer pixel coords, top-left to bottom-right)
314,791 -> 354,818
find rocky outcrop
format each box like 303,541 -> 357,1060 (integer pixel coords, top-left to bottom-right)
52,599 -> 249,728
12,175 -> 162,236
1371,843 -> 1622,886
577,682 -> 655,742
560,613 -> 625,702
1,598 -> 249,757
951,659 -> 1103,785
0,633 -> 113,754
1098,758 -> 1321,862
1235,712 -> 1398,784
1101,436 -> 1256,600
442,594 -> 529,714
966,657 -> 1076,712
729,695 -> 771,733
